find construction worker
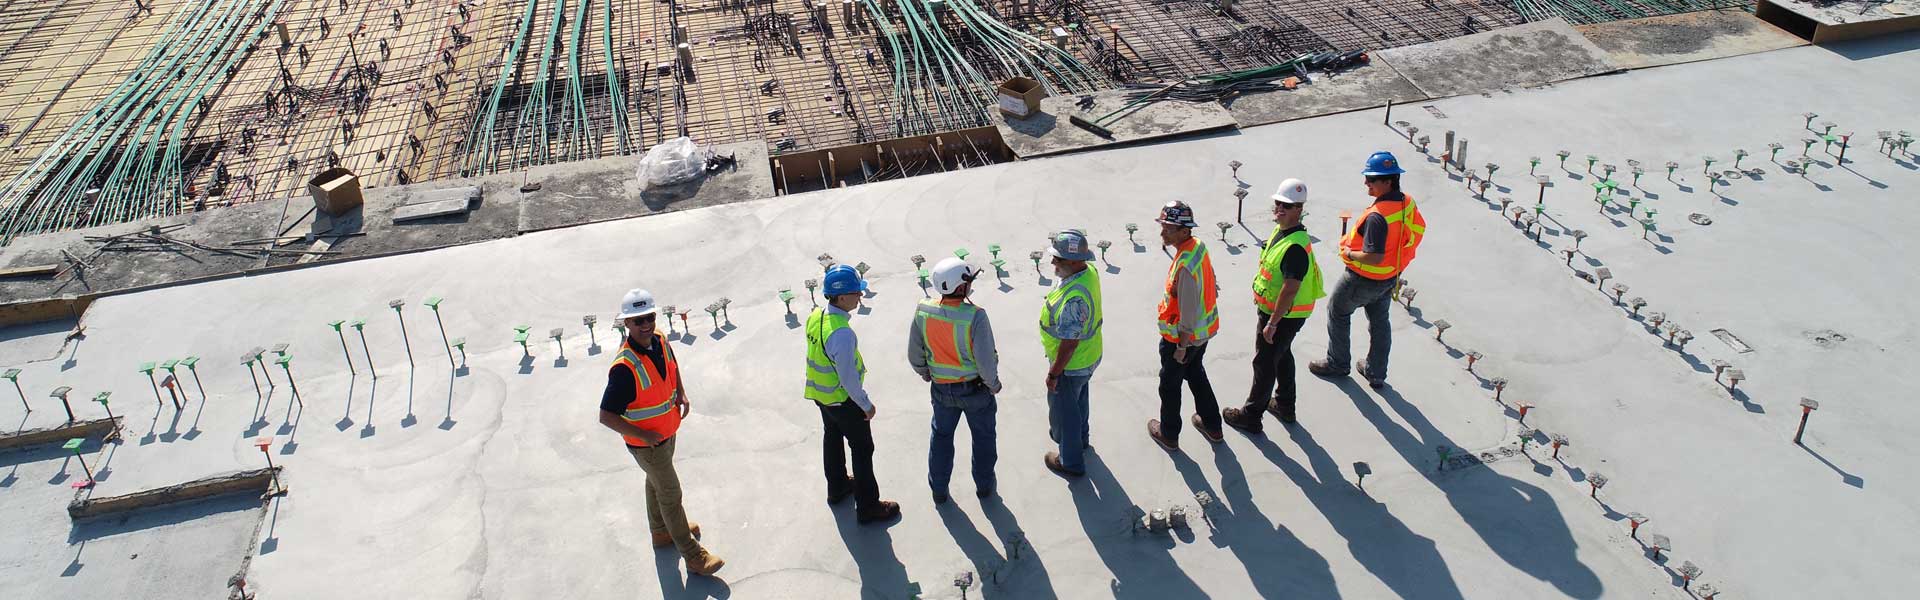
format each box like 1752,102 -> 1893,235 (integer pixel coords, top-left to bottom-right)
908,257 -> 1002,503
1147,201 -> 1223,450
1225,179 -> 1324,432
1040,230 -> 1103,477
805,264 -> 901,525
1310,152 -> 1426,389
597,288 -> 724,576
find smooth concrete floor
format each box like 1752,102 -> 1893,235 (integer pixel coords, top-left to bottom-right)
3,32 -> 1918,600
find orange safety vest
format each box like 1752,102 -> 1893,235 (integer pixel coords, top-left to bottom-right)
1341,193 -> 1426,280
612,334 -> 682,447
915,298 -> 981,384
1157,237 -> 1220,343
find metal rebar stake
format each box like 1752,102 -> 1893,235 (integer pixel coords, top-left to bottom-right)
390,300 -> 414,367
352,321 -> 376,379
427,297 -> 454,368
329,320 -> 355,374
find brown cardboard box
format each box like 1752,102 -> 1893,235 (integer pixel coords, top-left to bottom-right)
307,167 -> 363,216
996,77 -> 1047,120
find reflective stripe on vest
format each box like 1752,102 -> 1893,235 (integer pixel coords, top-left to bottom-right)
1040,268 -> 1104,371
1253,228 -> 1327,318
1341,194 -> 1426,280
803,308 -> 864,405
613,335 -> 681,446
916,299 -> 980,384
1157,238 -> 1220,343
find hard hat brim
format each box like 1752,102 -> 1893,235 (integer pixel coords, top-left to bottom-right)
615,305 -> 660,320
1046,246 -> 1095,261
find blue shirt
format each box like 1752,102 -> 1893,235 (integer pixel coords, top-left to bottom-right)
823,304 -> 873,411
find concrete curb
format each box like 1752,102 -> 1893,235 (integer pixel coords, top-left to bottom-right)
0,416 -> 119,451
67,467 -> 280,520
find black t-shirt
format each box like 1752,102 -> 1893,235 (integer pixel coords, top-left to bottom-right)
1358,191 -> 1403,255
600,337 -> 669,417
1277,225 -> 1309,281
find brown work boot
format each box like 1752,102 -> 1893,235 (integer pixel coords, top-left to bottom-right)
652,522 -> 701,548
857,500 -> 902,525
1308,360 -> 1348,378
1221,407 -> 1263,435
1356,360 -> 1386,389
1044,451 -> 1084,478
1190,414 -> 1224,444
683,548 -> 726,577
1147,419 -> 1179,451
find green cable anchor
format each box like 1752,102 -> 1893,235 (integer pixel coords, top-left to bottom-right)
181,356 -> 204,400
1818,121 -> 1836,136
450,338 -> 468,367
583,315 -> 598,348
803,280 -> 819,307
1585,155 -> 1598,174
1802,138 -> 1817,158
1630,166 -> 1644,187
350,319 -> 376,379
1125,223 -> 1138,244
1702,157 -> 1715,175
389,299 -> 415,367
1555,150 -> 1570,169
514,325 -> 532,356
274,353 -> 304,408
1802,112 -> 1818,130
1030,250 -> 1044,272
2,368 -> 25,413
240,351 -> 264,394
1529,156 -> 1540,174
988,244 -> 1001,260
1627,198 -> 1641,217
779,290 -> 796,315
328,320 -> 355,374
94,392 -> 118,437
64,437 -> 96,488
426,297 -> 455,369
1097,240 -> 1112,261
1216,222 -> 1231,243
1664,161 -> 1678,180
954,247 -> 970,260
912,254 -> 928,283
1768,142 -> 1784,162
1436,446 -> 1453,472
1733,149 -> 1748,169
138,361 -> 163,406
704,303 -> 722,330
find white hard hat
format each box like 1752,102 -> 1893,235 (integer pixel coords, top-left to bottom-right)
1272,178 -> 1308,205
930,257 -> 980,295
615,288 -> 659,320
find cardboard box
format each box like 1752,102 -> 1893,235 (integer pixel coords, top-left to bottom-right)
997,77 -> 1046,120
307,167 -> 363,216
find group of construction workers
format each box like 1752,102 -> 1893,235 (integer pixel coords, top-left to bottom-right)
596,151 -> 1426,577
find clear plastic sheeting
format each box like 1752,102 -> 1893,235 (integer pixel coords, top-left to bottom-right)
635,137 -> 706,189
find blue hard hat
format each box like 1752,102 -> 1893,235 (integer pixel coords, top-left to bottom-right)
822,264 -> 866,297
1362,151 -> 1405,176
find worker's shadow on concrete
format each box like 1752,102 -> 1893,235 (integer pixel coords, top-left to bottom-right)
1338,381 -> 1604,599
832,508 -> 909,600
652,551 -> 732,599
1185,440 -> 1340,598
1255,429 -> 1460,599
1068,455 -> 1207,598
938,498 -> 1060,599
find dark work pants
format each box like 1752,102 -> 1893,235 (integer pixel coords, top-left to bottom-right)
1244,310 -> 1307,419
819,401 -> 881,512
1157,339 -> 1220,443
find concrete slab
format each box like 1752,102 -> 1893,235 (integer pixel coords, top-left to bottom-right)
1578,10 -> 1809,70
1376,18 -> 1619,99
1225,61 -> 1431,128
516,140 -> 775,233
1756,0 -> 1920,42
390,187 -> 481,224
2,30 -> 1918,600
994,88 -> 1238,158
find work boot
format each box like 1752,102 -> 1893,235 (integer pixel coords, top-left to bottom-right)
826,476 -> 855,504
683,548 -> 726,576
652,522 -> 701,548
1268,396 -> 1298,424
976,485 -> 995,499
1190,414 -> 1224,444
1308,360 -> 1348,378
1356,360 -> 1386,389
857,501 -> 902,525
1044,451 -> 1084,478
933,491 -> 951,505
1221,407 -> 1263,435
1147,419 -> 1179,451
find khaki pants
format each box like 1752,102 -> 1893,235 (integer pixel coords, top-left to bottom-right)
627,436 -> 699,555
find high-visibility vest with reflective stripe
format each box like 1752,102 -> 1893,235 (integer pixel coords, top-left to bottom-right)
1040,268 -> 1103,371
915,299 -> 981,384
803,307 -> 864,406
612,335 -> 682,447
1341,194 -> 1427,280
1253,228 -> 1327,318
1157,238 -> 1220,343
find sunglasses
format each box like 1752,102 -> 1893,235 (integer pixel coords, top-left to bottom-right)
632,314 -> 656,324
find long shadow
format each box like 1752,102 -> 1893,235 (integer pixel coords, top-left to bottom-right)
939,500 -> 1059,599
68,492 -> 263,542
1798,444 -> 1865,488
1068,455 -> 1206,598
1340,380 -> 1603,598
440,368 -> 458,430
652,551 -> 733,599
338,374 -> 358,431
1203,442 -> 1340,598
832,508 -> 910,599
980,497 -> 1057,598
1255,430 -> 1461,600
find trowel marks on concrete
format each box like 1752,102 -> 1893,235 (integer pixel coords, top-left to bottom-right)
1377,18 -> 1619,99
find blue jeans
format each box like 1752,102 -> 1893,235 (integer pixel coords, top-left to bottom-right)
928,380 -> 997,495
1324,271 -> 1398,378
1047,373 -> 1092,472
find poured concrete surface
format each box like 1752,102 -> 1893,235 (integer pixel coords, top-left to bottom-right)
1225,61 -> 1429,128
995,88 -> 1238,158
1376,18 -> 1619,99
1578,10 -> 1808,70
1,30 -> 1918,600
517,141 -> 775,233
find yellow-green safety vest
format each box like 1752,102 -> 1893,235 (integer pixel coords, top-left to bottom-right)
804,308 -> 864,405
1040,268 -> 1103,371
1253,228 -> 1327,318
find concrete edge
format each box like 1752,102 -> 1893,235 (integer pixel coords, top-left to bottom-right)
0,416 -> 120,451
67,467 -> 279,520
